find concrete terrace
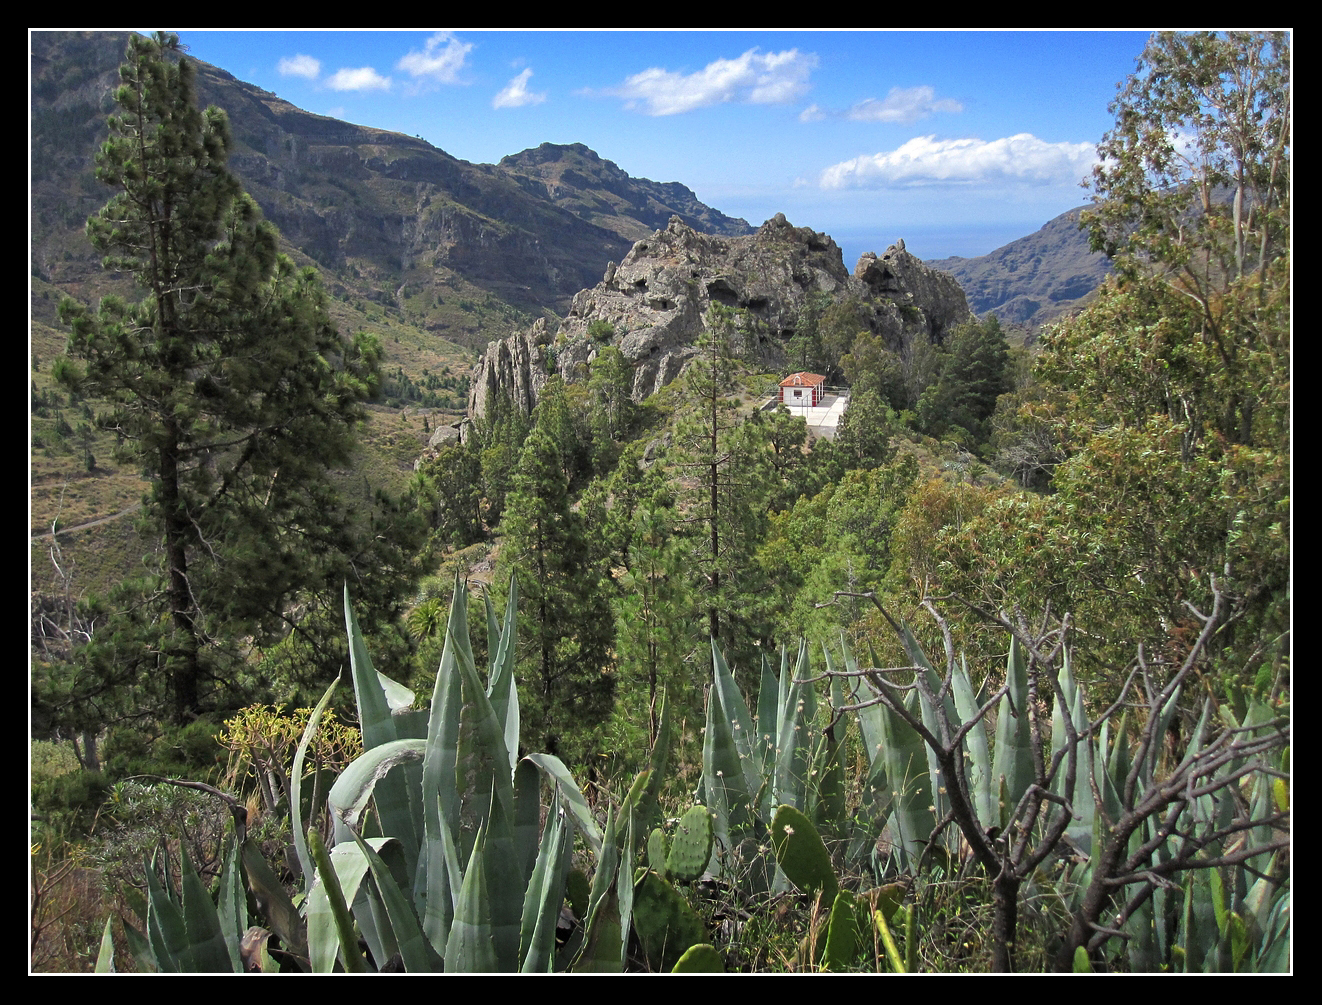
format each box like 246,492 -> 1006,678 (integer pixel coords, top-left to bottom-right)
761,391 -> 850,440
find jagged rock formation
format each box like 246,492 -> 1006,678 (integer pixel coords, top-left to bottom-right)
467,317 -> 556,428
469,214 -> 974,421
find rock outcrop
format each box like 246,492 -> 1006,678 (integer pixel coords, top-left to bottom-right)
467,317 -> 555,424
468,214 -> 975,422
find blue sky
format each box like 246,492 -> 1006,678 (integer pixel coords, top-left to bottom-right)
168,29 -> 1151,263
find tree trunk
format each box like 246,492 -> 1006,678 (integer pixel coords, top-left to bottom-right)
160,419 -> 200,723
991,873 -> 1021,972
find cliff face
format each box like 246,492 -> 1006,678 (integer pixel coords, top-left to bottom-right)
469,214 -> 975,421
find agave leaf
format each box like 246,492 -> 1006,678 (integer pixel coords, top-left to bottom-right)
512,757 -> 542,895
1254,883 -> 1291,972
420,578 -> 471,951
618,801 -> 639,964
451,601 -> 516,862
240,836 -> 309,966
813,646 -> 848,834
345,585 -> 399,750
703,656 -> 753,853
482,781 -> 523,971
712,639 -> 761,801
350,827 -> 441,972
773,641 -> 811,811
523,752 -> 603,855
306,835 -> 397,972
121,916 -> 156,973
143,851 -> 188,972
519,793 -> 574,972
844,638 -> 891,866
376,672 -> 416,713
306,826 -> 367,973
879,688 -> 936,871
94,915 -> 116,973
573,881 -> 623,972
290,677 -> 338,886
215,828 -> 248,971
756,653 -> 779,788
345,586 -> 420,874
898,619 -> 959,725
444,822 -> 497,972
1059,650 -> 1095,852
902,627 -> 954,849
992,635 -> 1033,828
328,739 -> 428,841
485,575 -> 521,774
951,655 -> 993,830
575,802 -> 625,972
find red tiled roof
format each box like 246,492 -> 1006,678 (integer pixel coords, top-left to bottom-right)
780,372 -> 825,387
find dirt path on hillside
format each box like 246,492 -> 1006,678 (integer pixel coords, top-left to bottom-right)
31,503 -> 141,541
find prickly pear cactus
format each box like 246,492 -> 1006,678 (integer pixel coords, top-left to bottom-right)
769,804 -> 839,905
671,943 -> 724,973
647,828 -> 669,875
665,805 -> 714,882
631,871 -> 709,972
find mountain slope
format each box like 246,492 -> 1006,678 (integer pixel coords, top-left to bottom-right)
30,31 -> 751,354
498,142 -> 753,244
926,206 -> 1112,333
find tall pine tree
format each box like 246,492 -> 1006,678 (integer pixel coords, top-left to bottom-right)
53,32 -> 392,723
669,305 -> 776,667
499,383 -> 615,759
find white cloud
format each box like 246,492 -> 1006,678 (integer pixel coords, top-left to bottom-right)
614,48 -> 817,116
799,103 -> 825,123
326,66 -> 391,92
847,86 -> 962,124
277,54 -> 320,80
819,133 -> 1098,189
493,68 -> 546,109
397,31 -> 473,85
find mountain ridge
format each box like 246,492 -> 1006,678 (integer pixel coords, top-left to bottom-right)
29,31 -> 752,355
925,206 -> 1112,333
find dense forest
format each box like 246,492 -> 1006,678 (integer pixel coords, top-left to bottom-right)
30,31 -> 1289,973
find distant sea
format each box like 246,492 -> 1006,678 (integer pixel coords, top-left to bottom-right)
833,224 -> 1039,270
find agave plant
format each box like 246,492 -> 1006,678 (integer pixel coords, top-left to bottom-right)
298,575 -> 682,972
702,639 -> 852,887
822,588 -> 1289,973
101,576 -> 675,973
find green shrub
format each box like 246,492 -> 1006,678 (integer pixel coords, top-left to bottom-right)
587,319 -> 616,342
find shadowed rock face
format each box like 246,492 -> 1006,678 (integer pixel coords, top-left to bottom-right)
468,214 -> 975,422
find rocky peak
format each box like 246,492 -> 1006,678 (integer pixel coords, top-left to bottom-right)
468,217 -> 974,422
854,240 -> 972,343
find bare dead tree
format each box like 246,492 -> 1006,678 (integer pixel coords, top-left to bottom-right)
826,578 -> 1287,972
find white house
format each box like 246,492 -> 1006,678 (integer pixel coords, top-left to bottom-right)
778,371 -> 826,407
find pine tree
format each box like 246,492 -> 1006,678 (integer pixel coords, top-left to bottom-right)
672,305 -> 743,645
915,316 -> 1011,444
670,305 -> 775,664
52,33 -> 390,723
613,505 -> 697,746
499,389 -> 615,759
